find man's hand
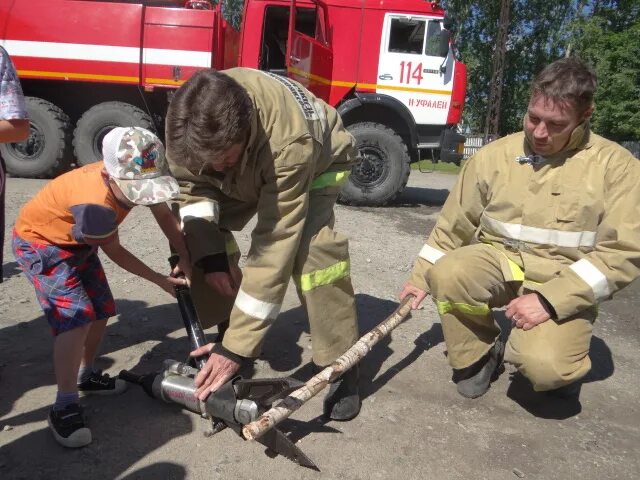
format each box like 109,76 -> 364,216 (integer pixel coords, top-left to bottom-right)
505,293 -> 552,331
155,273 -> 188,297
205,271 -> 239,297
191,343 -> 242,400
172,258 -> 193,287
399,283 -> 428,309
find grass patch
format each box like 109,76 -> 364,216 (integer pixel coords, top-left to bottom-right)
411,159 -> 462,174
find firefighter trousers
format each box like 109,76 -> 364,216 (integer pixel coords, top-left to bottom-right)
189,186 -> 358,367
427,243 -> 593,391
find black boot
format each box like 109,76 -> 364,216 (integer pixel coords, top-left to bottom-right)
453,340 -> 504,399
322,365 -> 361,421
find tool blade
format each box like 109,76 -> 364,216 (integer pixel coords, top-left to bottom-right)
257,428 -> 319,471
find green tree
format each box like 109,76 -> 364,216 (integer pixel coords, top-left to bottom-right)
571,1 -> 640,140
444,0 -> 576,135
442,0 -> 640,141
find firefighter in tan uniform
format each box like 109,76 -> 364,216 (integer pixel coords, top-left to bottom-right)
165,68 -> 360,420
401,58 -> 640,399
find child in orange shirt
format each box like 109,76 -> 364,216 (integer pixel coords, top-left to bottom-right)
13,127 -> 191,448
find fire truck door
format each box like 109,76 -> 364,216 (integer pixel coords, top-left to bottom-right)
286,0 -> 333,100
377,14 -> 455,127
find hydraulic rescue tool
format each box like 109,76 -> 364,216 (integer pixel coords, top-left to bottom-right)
119,260 -> 319,470
119,258 -> 415,470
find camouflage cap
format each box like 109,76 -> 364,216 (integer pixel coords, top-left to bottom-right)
102,127 -> 179,206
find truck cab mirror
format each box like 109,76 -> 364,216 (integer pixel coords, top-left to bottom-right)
438,30 -> 450,58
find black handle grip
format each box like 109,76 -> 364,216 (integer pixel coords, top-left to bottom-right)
169,256 -> 209,370
176,299 -> 208,368
119,369 -> 157,398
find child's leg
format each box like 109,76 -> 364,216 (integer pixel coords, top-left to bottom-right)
12,236 -> 95,447
76,251 -> 126,394
77,318 -> 107,382
54,323 -> 91,394
83,318 -> 108,363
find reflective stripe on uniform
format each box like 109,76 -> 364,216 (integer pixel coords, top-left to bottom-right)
179,200 -> 219,222
419,244 -> 445,264
234,288 -> 281,320
295,260 -> 350,292
569,259 -> 611,301
507,258 -> 525,281
225,238 -> 240,256
311,171 -> 349,190
481,213 -> 596,248
436,300 -> 491,316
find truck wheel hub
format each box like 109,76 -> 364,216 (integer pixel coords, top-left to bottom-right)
11,124 -> 45,160
353,146 -> 387,186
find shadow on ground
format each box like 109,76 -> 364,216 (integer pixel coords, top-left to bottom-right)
392,186 -> 451,207
341,187 -> 450,211
1,293 -> 426,478
491,311 -> 615,419
264,294 -> 445,443
0,298 -> 199,479
1,260 -> 21,282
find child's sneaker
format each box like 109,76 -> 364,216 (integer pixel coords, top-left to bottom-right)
48,404 -> 91,448
78,370 -> 127,396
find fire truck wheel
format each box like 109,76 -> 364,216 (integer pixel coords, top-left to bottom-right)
0,97 -> 71,178
73,102 -> 155,166
339,122 -> 410,206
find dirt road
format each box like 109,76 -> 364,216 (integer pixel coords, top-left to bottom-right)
1,171 -> 638,480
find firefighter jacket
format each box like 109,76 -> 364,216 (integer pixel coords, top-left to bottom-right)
408,122 -> 640,321
167,68 -> 357,358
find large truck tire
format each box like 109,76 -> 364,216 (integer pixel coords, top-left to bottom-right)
0,97 -> 71,178
73,102 -> 154,166
339,122 -> 411,206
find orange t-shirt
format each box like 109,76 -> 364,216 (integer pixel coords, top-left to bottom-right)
15,162 -> 131,246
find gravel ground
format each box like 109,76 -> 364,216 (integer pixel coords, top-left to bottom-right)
1,171 -> 638,480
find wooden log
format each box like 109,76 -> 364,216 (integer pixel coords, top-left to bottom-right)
242,295 -> 415,441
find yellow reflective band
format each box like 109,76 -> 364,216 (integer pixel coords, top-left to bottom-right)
507,258 -> 525,282
296,260 -> 350,292
436,301 -> 491,316
311,171 -> 349,190
225,239 -> 240,256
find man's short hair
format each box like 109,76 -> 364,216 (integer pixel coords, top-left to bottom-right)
530,58 -> 597,115
166,69 -> 253,173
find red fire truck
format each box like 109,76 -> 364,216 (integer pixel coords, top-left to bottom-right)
0,0 -> 466,205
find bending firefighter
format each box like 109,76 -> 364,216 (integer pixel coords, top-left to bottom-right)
165,68 -> 361,420
401,58 -> 640,400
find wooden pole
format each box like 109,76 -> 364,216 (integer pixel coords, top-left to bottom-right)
242,295 -> 415,441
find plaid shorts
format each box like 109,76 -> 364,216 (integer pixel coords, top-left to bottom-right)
12,231 -> 116,336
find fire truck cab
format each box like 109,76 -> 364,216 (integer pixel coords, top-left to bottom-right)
0,0 -> 466,206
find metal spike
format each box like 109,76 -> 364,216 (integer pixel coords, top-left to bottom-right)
256,428 -> 319,471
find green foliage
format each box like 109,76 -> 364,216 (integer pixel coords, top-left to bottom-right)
442,0 -> 640,140
572,3 -> 640,140
411,159 -> 462,173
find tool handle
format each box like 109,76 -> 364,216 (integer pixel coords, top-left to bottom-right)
118,369 -> 157,398
169,255 -> 209,370
118,369 -> 145,384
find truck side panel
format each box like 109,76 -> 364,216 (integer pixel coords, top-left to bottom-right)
1,0 -> 143,85
143,7 -> 216,88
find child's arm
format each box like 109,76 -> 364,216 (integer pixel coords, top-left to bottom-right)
149,202 -> 192,282
100,232 -> 185,296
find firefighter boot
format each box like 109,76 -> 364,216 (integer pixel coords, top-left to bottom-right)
453,339 -> 505,399
322,365 -> 361,421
